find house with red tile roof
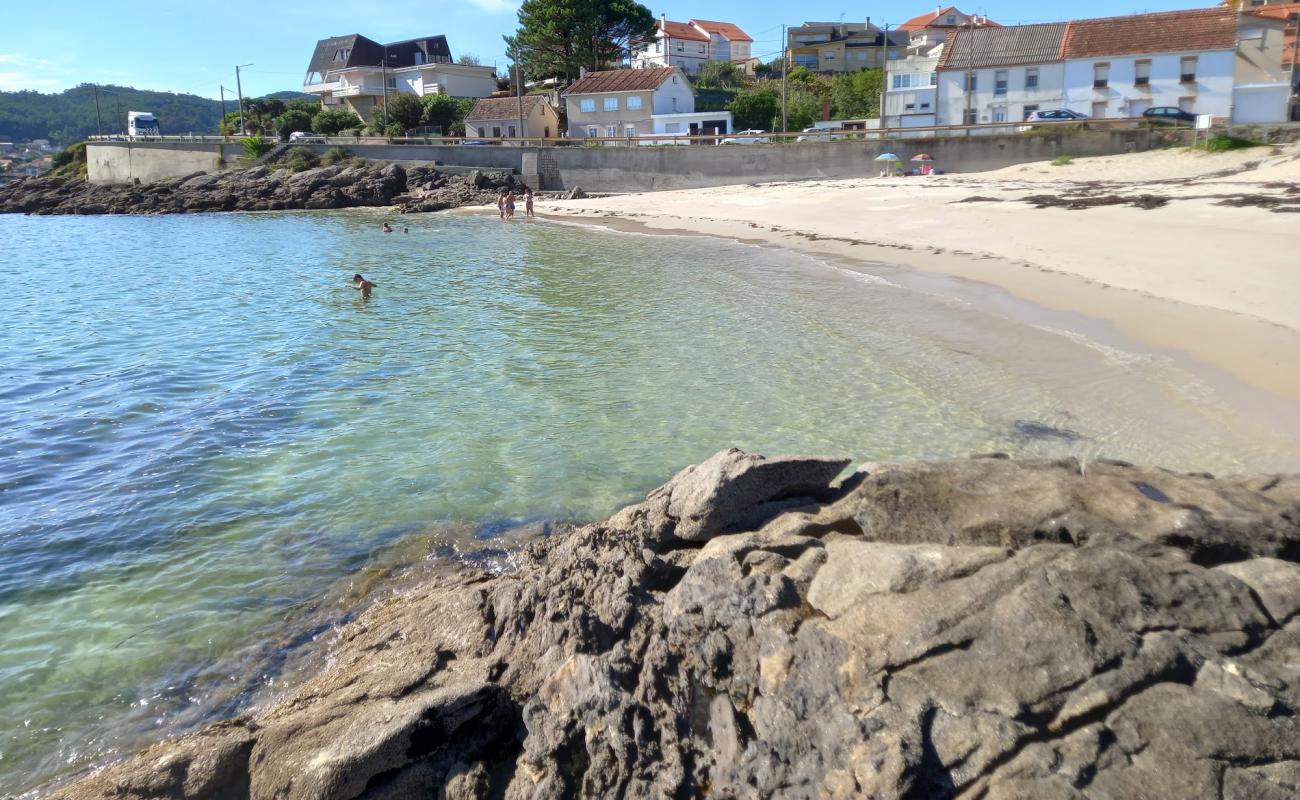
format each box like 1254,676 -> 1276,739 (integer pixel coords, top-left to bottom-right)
1060,7 -> 1290,123
631,16 -> 753,74
1244,2 -> 1300,119
561,67 -> 733,140
899,7 -> 1000,51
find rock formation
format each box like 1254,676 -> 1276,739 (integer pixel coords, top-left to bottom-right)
0,163 -> 524,216
46,450 -> 1300,799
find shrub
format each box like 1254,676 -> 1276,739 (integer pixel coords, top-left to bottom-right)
312,108 -> 362,135
386,93 -> 425,131
726,89 -> 780,132
50,142 -> 88,177
1195,135 -> 1266,153
277,147 -> 320,172
321,146 -> 352,166
274,109 -> 314,141
338,128 -> 362,138
241,135 -> 274,159
1051,154 -> 1073,166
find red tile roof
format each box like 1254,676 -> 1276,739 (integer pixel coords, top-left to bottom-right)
899,6 -> 1000,32
1061,7 -> 1239,60
660,19 -> 709,42
465,95 -> 553,122
562,67 -> 679,96
689,19 -> 753,42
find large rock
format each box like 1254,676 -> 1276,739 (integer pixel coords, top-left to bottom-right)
43,451 -> 1300,799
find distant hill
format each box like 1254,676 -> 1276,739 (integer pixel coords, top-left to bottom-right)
0,85 -> 310,145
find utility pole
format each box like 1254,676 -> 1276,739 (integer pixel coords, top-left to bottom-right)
92,84 -> 103,137
235,64 -> 252,135
382,56 -> 389,130
515,63 -> 526,141
1290,12 -> 1299,120
879,23 -> 889,126
781,24 -> 788,133
219,86 -> 228,130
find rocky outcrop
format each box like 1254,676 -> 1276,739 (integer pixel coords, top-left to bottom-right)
0,163 -> 525,216
47,450 -> 1300,799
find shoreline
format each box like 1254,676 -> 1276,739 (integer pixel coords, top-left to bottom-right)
530,146 -> 1300,410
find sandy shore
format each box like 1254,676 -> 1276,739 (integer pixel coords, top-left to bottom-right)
538,143 -> 1300,404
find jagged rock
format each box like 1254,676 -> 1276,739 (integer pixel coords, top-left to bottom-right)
40,452 -> 1300,799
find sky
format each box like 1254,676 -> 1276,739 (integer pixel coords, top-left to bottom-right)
1,0 -> 1208,98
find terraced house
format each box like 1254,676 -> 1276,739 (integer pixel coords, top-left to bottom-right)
631,17 -> 752,74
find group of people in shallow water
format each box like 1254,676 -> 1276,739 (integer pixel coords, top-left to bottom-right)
355,188 -> 536,297
497,188 -> 534,221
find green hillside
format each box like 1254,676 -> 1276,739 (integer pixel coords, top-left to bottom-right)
0,85 -> 313,144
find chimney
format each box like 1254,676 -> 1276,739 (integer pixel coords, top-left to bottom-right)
580,66 -> 588,78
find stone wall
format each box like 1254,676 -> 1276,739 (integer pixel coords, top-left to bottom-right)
88,129 -> 1169,190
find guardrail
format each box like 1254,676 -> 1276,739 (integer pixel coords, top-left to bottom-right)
84,117 -> 1213,149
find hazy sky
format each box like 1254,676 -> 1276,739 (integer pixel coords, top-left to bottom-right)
1,0 -> 1202,97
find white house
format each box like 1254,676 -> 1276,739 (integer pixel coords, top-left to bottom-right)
883,46 -> 943,130
631,17 -> 752,74
562,67 -> 730,140
303,34 -> 497,121
935,23 -> 1070,126
1060,8 -> 1291,123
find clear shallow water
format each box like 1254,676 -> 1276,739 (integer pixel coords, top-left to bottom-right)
2,209 -> 1297,792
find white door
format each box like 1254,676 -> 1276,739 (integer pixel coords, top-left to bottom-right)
1129,99 -> 1151,117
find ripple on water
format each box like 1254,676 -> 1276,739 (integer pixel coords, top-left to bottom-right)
1,209 -> 1297,793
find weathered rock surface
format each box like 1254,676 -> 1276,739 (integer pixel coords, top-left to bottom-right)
0,162 -> 524,216
46,451 -> 1300,799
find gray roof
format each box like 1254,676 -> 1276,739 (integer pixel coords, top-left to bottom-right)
306,34 -> 452,77
938,22 -> 1067,69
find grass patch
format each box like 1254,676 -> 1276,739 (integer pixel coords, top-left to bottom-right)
1051,154 -> 1073,166
1194,135 -> 1266,153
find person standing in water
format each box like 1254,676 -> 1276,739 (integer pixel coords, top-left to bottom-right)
349,273 -> 377,299
524,189 -> 535,217
504,190 -> 516,220
382,222 -> 393,233
497,191 -> 507,221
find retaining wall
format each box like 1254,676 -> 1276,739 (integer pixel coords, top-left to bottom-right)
88,129 -> 1168,191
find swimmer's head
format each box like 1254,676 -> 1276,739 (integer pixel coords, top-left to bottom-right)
353,274 -> 364,282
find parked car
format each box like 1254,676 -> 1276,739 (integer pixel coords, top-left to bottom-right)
288,131 -> 326,143
719,130 -> 770,145
796,127 -> 844,142
1142,106 -> 1197,125
1025,109 -> 1089,122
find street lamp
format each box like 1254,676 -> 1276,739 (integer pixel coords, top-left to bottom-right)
235,64 -> 253,135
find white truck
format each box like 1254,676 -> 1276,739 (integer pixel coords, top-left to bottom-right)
127,111 -> 160,137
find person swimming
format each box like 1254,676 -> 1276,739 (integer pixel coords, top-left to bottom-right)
382,222 -> 393,233
349,273 -> 377,299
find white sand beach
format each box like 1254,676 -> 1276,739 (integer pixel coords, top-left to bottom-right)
541,143 -> 1300,403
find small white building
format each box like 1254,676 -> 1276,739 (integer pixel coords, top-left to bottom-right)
883,47 -> 943,130
1060,8 -> 1291,123
564,67 -> 711,139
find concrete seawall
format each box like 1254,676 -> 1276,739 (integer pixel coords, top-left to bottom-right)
88,129 -> 1166,191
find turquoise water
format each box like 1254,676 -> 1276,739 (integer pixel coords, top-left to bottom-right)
2,209 -> 1297,792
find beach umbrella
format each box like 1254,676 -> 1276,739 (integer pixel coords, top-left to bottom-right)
874,153 -> 901,161
911,153 -> 934,161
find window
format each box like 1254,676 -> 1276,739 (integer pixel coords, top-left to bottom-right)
507,125 -> 516,137
893,74 -> 908,89
993,108 -> 1007,123
1180,57 -> 1197,83
1135,60 -> 1151,86
920,102 -> 931,110
994,70 -> 1008,96
698,44 -> 706,54
654,41 -> 661,53
905,103 -> 915,110
627,95 -> 642,110
492,126 -> 502,137
1025,68 -> 1038,89
672,96 -> 678,111
414,52 -> 425,65
603,97 -> 618,111
587,126 -> 598,137
544,126 -> 550,138
822,51 -> 836,61
665,122 -> 681,133
625,125 -> 635,137
580,99 -> 595,113
606,125 -> 617,137
794,55 -> 818,69
386,77 -> 397,90
930,72 -> 938,86
946,15 -> 956,24
1178,97 -> 1195,113
1022,104 -> 1039,120
1093,63 -> 1109,88
964,109 -> 977,125
858,51 -> 867,60
1091,101 -> 1107,118
676,41 -> 684,52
